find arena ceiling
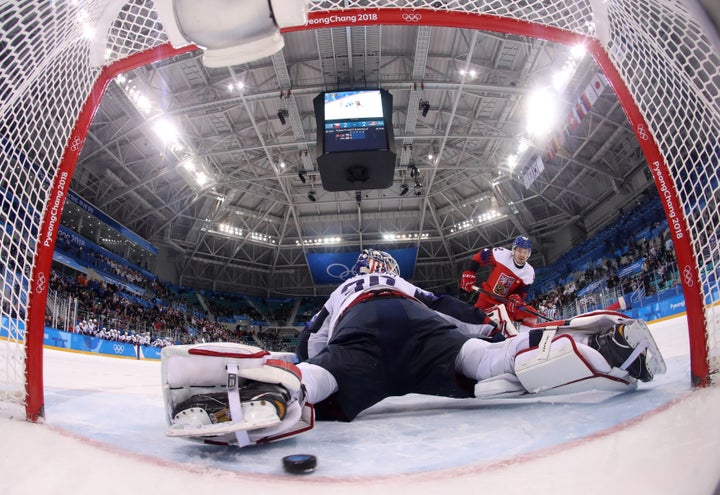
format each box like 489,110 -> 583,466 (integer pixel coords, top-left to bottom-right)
65,20 -> 654,296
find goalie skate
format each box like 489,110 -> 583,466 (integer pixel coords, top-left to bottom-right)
161,343 -> 314,446
167,382 -> 288,438
589,320 -> 666,382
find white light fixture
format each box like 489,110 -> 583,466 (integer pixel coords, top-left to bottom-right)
154,0 -> 308,67
383,233 -> 429,241
552,65 -> 574,91
571,44 -> 587,59
153,119 -> 180,145
195,172 -> 208,187
218,224 -> 243,237
526,88 -> 558,138
115,76 -> 155,116
297,237 -> 342,245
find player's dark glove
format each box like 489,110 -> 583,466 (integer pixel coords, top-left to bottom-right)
460,271 -> 476,292
507,293 -> 523,313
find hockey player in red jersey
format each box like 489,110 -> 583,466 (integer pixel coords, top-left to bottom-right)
460,236 -> 538,325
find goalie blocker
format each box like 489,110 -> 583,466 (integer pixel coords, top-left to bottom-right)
161,342 -> 314,447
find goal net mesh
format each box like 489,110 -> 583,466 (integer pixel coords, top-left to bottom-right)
0,0 -> 717,418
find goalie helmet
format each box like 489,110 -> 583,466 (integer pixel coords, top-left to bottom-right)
352,249 -> 400,277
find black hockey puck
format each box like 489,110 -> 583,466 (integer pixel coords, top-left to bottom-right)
282,454 -> 317,474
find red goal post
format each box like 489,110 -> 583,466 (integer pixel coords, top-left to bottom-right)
1,0 -> 717,422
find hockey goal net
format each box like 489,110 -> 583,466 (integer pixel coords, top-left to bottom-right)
1,0 -> 718,421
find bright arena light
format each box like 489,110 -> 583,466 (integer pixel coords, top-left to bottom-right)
153,119 -> 180,144
526,88 -> 559,138
195,172 -> 208,187
571,43 -> 587,59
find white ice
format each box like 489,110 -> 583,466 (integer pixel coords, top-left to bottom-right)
1,315 -> 719,495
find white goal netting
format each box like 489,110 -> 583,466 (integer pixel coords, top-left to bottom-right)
0,0 -> 718,420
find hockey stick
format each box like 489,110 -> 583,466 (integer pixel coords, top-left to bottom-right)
470,285 -> 553,322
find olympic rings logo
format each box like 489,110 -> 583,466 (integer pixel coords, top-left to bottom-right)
682,265 -> 694,287
113,344 -> 125,354
69,135 -> 82,152
402,13 -> 422,23
326,263 -> 354,280
35,272 -> 47,293
636,124 -> 649,141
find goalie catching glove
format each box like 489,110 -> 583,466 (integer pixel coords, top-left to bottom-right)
161,343 -> 313,447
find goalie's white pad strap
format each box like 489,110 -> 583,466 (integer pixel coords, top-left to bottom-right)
515,334 -> 625,393
535,329 -> 556,360
226,363 -> 250,447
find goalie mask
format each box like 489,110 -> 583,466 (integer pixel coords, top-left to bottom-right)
352,249 -> 400,277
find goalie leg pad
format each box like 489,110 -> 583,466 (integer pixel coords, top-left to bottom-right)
161,343 -> 312,446
514,333 -> 636,395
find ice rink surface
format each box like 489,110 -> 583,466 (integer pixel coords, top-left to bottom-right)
1,314 -> 719,495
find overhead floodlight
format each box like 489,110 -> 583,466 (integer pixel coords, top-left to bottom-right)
419,100 -> 430,118
154,0 -> 308,67
307,190 -> 317,202
526,88 -> 559,138
277,109 -> 289,125
571,44 -> 587,59
298,170 -> 307,183
195,172 -> 209,187
153,119 -> 180,145
400,183 -> 409,196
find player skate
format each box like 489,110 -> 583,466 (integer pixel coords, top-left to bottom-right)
473,311 -> 666,402
161,342 -> 313,447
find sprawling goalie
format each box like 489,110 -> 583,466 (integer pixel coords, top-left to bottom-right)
161,249 -> 665,447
